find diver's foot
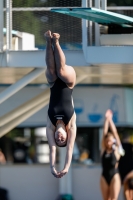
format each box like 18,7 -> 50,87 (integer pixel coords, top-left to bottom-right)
44,30 -> 52,42
52,33 -> 60,44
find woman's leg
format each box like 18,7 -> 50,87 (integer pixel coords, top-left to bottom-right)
100,176 -> 109,200
52,33 -> 76,88
109,174 -> 121,200
44,30 -> 57,83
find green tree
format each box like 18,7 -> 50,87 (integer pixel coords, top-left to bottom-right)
12,0 -> 82,48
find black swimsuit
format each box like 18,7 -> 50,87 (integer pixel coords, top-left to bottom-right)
101,150 -> 119,185
48,78 -> 74,126
119,143 -> 133,183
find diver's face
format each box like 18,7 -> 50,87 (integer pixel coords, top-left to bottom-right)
105,136 -> 114,149
55,128 -> 67,146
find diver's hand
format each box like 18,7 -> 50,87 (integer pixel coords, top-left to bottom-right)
51,167 -> 65,178
59,168 -> 68,177
51,167 -> 60,178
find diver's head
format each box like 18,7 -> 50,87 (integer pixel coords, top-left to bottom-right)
55,120 -> 67,147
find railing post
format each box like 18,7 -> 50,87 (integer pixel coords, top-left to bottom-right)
0,0 -> 4,52
6,0 -> 12,50
101,0 -> 107,10
88,0 -> 92,46
6,0 -> 9,50
94,0 -> 100,46
9,0 -> 12,49
82,0 -> 88,59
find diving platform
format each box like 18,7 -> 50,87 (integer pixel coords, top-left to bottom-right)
52,7 -> 133,64
51,7 -> 133,26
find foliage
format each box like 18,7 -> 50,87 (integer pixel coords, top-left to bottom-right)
12,0 -> 81,7
107,0 -> 133,6
12,0 -> 133,7
12,0 -> 82,47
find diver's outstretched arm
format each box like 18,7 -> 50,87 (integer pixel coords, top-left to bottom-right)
59,114 -> 77,177
46,117 -> 60,178
46,127 -> 58,177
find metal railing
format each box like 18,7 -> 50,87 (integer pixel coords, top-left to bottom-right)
108,6 -> 133,18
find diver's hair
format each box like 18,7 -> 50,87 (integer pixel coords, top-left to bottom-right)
55,140 -> 67,147
104,133 -> 113,139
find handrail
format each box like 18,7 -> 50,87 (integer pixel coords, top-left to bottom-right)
107,6 -> 133,10
2,6 -> 133,11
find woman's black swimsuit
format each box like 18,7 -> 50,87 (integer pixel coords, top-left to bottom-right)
101,150 -> 119,185
119,142 -> 133,183
48,78 -> 74,126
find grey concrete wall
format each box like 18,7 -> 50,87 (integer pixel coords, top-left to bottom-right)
0,165 -> 59,200
0,165 -> 124,200
72,166 -> 123,200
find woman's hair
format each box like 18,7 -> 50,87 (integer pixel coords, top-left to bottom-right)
104,132 -> 114,139
128,178 -> 133,189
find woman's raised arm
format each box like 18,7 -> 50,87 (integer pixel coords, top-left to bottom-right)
101,110 -> 111,151
108,110 -> 125,156
109,115 -> 121,147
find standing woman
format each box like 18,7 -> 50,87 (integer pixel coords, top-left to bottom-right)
45,30 -> 76,178
100,109 -> 122,200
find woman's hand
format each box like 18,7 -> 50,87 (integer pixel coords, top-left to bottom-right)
105,109 -> 113,119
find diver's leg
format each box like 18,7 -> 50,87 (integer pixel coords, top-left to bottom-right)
52,33 -> 76,88
45,30 -> 57,83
